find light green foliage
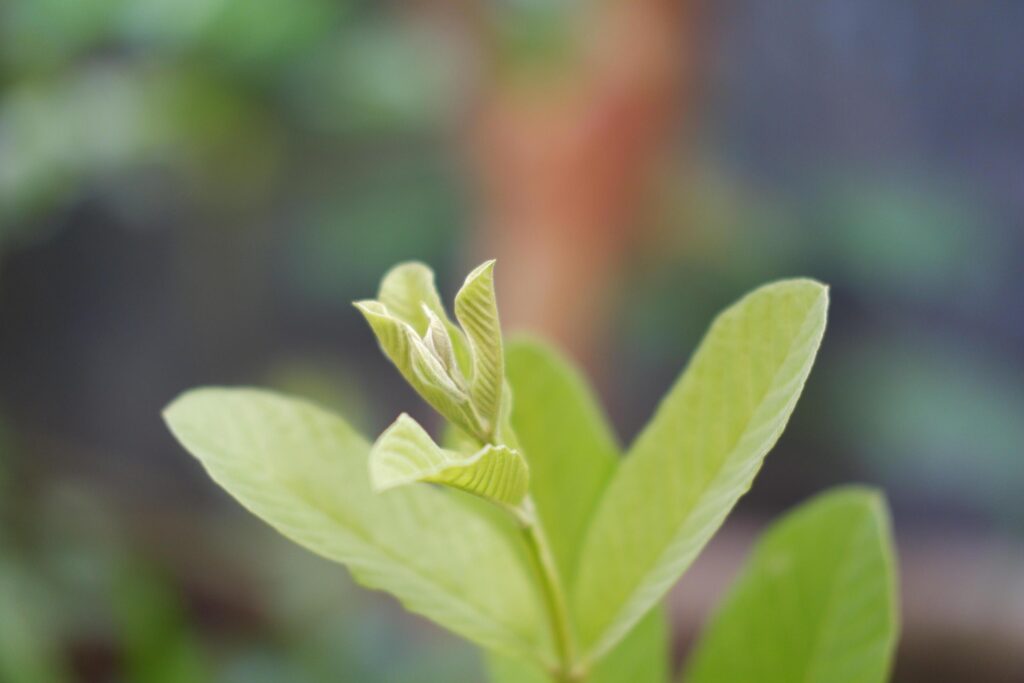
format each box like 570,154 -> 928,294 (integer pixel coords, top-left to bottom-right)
377,262 -> 449,335
573,279 -> 829,660
165,260 -> 898,683
370,413 -> 529,507
454,260 -> 505,439
353,299 -> 477,436
684,488 -> 899,683
163,388 -> 551,664
490,608 -> 669,683
493,339 -> 665,683
355,260 -> 505,445
505,338 -> 620,589
376,262 -> 470,372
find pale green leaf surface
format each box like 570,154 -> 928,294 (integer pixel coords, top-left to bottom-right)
684,487 -> 898,683
455,260 -> 504,435
574,279 -> 829,660
378,262 -> 448,335
423,307 -> 461,377
354,300 -> 477,435
370,413 -> 529,506
377,261 -> 471,373
163,388 -> 550,662
488,607 -> 669,683
505,338 -> 620,587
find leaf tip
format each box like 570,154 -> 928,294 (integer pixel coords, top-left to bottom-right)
464,258 -> 496,285
368,412 -> 424,493
353,299 -> 385,316
379,261 -> 436,289
162,387 -> 215,430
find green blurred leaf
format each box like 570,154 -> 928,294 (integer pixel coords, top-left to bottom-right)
0,562 -> 69,683
115,563 -> 212,683
505,338 -> 619,587
573,280 -> 829,661
488,607 -> 668,683
589,607 -> 668,683
370,413 -> 529,507
164,388 -> 552,663
684,487 -> 898,683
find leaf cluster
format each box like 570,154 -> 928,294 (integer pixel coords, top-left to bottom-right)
165,260 -> 898,682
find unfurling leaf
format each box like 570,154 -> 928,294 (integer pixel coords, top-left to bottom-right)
684,487 -> 898,683
378,262 -> 472,375
573,279 -> 829,661
370,413 -> 529,507
455,260 -> 505,439
423,306 -> 461,377
378,262 -> 448,333
163,388 -> 552,663
357,260 -> 509,443
353,300 -> 478,435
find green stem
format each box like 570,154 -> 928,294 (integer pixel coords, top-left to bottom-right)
517,498 -> 583,682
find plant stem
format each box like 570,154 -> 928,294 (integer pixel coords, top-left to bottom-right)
518,498 -> 583,682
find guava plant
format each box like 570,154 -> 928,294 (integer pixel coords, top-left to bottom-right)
165,260 -> 899,682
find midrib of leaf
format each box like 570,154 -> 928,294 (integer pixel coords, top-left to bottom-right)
579,288 -> 826,660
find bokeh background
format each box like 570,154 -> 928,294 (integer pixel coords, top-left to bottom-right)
1,1 -> 1022,681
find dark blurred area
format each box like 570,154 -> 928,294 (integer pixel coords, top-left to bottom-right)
1,1 -> 1022,681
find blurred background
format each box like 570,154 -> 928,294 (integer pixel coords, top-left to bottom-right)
1,0 -> 1022,681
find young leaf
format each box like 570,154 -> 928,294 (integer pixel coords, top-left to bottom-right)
488,607 -> 669,683
378,261 -> 472,374
378,262 -> 449,335
505,338 -> 620,587
455,260 -> 505,437
370,413 -> 529,507
163,388 -> 552,664
573,279 -> 829,661
684,487 -> 899,683
353,300 -> 477,434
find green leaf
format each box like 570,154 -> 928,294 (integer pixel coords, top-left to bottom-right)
486,655 -> 549,683
573,279 -> 829,661
590,607 -> 669,683
455,260 -> 505,437
378,261 -> 471,373
488,608 -> 669,683
354,300 -> 478,434
684,487 -> 899,683
505,338 -> 620,587
356,260 -> 508,443
378,262 -> 449,335
163,388 -> 552,663
370,413 -> 530,507
500,340 -> 669,682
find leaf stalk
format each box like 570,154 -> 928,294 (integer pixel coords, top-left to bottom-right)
517,498 -> 585,682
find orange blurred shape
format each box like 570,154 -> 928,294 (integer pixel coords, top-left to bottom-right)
469,0 -> 695,371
